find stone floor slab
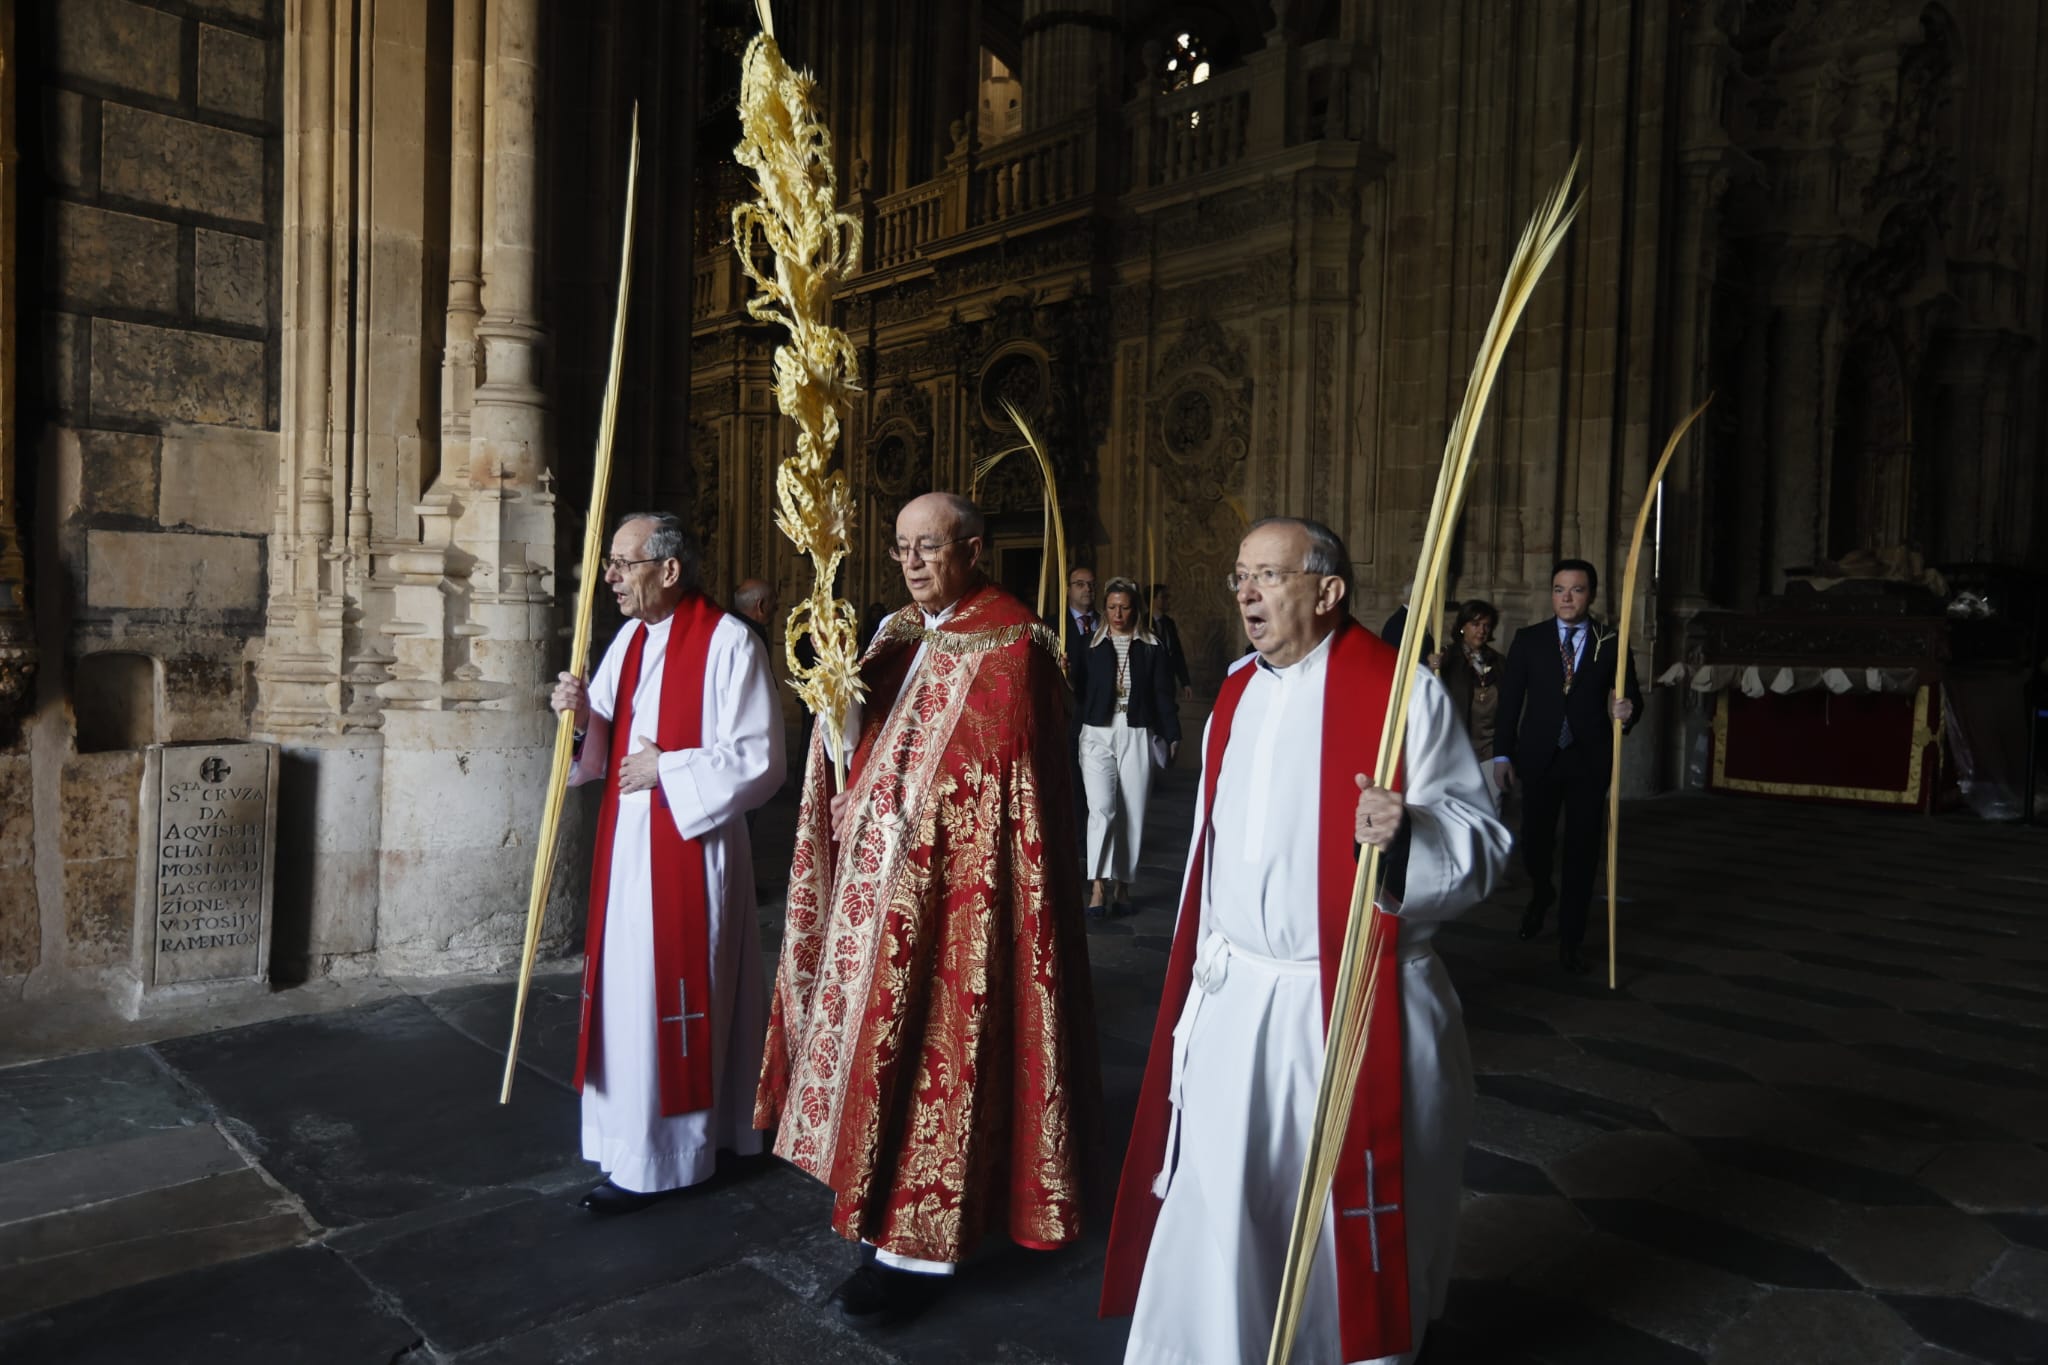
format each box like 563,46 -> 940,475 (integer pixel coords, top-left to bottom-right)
1822,1206 -> 2011,1295
0,1121 -> 243,1226
1884,1293 -> 2048,1365
1707,1289 -> 1922,1365
1971,1245 -> 2048,1324
1438,1278 -> 1709,1364
340,1171 -> 794,1352
459,1263 -> 897,1365
154,995 -> 585,1227
0,1047 -> 208,1165
0,1244 -> 419,1365
1919,1141 -> 2048,1214
418,970 -> 584,1094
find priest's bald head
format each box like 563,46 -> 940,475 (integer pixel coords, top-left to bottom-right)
1233,517 -> 1353,668
893,492 -> 986,613
607,511 -> 701,624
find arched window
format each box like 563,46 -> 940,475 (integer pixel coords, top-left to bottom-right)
1159,30 -> 1213,94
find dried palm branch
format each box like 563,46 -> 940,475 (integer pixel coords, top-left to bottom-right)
732,6 -> 864,787
973,405 -> 1070,659
1268,152 -> 1582,1365
1604,394 -> 1714,988
501,107 -> 641,1104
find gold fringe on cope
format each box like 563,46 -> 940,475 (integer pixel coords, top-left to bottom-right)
874,612 -> 1064,661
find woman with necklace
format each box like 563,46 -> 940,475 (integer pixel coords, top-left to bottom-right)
1078,577 -> 1180,914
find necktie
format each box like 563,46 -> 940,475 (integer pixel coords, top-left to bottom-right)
1558,625 -> 1577,748
1081,612 -> 1096,635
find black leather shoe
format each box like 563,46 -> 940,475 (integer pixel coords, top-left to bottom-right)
1559,944 -> 1589,976
579,1180 -> 666,1216
1518,900 -> 1549,941
830,1260 -> 945,1325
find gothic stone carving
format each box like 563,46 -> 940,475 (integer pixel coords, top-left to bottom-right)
1148,315 -> 1252,508
867,384 -> 933,496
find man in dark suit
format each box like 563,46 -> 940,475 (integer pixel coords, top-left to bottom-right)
1148,584 -> 1194,700
1493,558 -> 1642,975
1380,579 -> 1435,659
1064,565 -> 1098,848
1066,565 -> 1098,666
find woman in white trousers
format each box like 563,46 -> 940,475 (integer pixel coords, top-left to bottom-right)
1079,579 -> 1181,914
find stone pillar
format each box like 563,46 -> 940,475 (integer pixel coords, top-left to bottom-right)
0,0 -> 33,734
1662,4 -> 1737,618
460,0 -> 553,690
1019,0 -> 1115,130
255,0 -> 343,735
471,0 -> 545,490
374,0 -> 567,975
1767,290 -> 1831,585
437,0 -> 486,494
1931,330 -> 1998,561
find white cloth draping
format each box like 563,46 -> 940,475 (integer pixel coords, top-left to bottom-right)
1124,636 -> 1510,1365
569,612 -> 785,1192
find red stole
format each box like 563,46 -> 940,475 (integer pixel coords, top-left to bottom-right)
1101,618 -> 1411,1361
572,594 -> 723,1117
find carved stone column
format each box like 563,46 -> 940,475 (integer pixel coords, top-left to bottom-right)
374,0 -> 564,975
436,0 -> 486,493
1766,238 -> 1842,585
1768,299 -> 1829,582
458,0 -> 554,702
0,0 -> 32,733
1019,0 -> 1116,130
1661,3 -> 1737,617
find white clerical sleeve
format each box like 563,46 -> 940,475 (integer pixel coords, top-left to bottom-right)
568,626 -> 632,788
654,621 -> 786,839
1392,664 -> 1511,923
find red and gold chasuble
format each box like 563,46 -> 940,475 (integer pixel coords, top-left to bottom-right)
572,593 -> 723,1117
756,581 -> 1098,1264
1102,617 -> 1413,1361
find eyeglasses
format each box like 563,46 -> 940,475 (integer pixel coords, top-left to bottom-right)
1224,568 -> 1316,592
603,555 -> 665,574
887,537 -> 971,563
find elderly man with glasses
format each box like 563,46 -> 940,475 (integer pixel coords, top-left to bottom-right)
549,511 -> 786,1216
757,491 -> 1099,1327
1102,516 -> 1509,1365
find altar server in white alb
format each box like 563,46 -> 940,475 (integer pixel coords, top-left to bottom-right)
551,511 -> 785,1216
1101,517 -> 1509,1364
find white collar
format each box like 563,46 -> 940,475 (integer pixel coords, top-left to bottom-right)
921,598 -> 962,630
1254,625 -> 1337,680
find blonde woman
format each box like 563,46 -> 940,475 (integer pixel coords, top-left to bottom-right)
1078,578 -> 1180,914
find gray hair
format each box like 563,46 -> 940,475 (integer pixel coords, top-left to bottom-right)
1247,515 -> 1354,601
932,491 -> 986,541
733,578 -> 774,615
615,510 -> 702,589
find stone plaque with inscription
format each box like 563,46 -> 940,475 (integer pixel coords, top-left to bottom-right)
133,741 -> 278,993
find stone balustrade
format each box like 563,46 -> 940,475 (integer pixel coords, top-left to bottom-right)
1126,66 -> 1254,191
691,44 -> 1375,319
968,118 -> 1096,227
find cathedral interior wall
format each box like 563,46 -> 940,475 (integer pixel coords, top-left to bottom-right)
4,0 -> 2046,1003
11,0 -> 281,1001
